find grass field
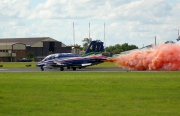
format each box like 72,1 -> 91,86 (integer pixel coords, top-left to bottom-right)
0,62 -> 37,68
0,72 -> 179,116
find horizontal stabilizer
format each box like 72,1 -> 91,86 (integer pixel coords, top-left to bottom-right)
81,63 -> 92,66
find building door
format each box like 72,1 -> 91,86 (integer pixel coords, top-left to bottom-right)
49,42 -> 55,53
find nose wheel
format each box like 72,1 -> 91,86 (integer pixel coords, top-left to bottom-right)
41,67 -> 44,71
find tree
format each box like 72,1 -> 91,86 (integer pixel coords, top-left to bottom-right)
106,43 -> 138,55
69,44 -> 83,51
26,51 -> 34,59
75,44 -> 83,51
82,38 -> 92,51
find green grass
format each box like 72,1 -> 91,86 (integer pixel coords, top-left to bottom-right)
89,62 -> 118,68
0,62 -> 37,68
0,72 -> 179,116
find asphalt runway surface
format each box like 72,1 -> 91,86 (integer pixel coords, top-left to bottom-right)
0,67 -> 129,72
1,67 -> 178,72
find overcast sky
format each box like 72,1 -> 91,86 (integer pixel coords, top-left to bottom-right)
0,0 -> 180,48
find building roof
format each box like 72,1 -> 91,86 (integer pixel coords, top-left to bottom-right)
0,42 -> 26,46
0,37 -> 58,46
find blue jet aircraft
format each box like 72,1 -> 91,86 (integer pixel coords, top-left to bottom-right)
36,41 -> 107,71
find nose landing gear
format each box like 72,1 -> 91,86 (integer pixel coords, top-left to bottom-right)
41,67 -> 44,71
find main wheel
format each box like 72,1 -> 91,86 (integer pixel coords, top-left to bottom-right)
67,66 -> 70,69
60,67 -> 64,71
72,67 -> 76,71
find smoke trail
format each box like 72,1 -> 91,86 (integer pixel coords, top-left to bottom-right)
106,44 -> 180,70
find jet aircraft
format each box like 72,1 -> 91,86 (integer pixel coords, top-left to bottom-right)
36,41 -> 107,71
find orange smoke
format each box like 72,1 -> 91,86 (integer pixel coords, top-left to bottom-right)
106,44 -> 180,70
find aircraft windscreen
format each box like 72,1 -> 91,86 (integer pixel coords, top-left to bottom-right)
42,54 -> 59,61
56,53 -> 81,58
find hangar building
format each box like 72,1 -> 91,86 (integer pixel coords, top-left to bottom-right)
0,37 -> 79,62
0,42 -> 26,62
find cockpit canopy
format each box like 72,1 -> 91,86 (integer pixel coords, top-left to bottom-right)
42,53 -> 81,61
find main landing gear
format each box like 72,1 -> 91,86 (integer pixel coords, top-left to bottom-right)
72,67 -> 76,71
59,67 -> 76,71
60,67 -> 64,71
41,67 -> 44,71
67,66 -> 70,69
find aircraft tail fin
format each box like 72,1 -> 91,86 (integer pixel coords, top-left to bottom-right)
84,41 -> 104,55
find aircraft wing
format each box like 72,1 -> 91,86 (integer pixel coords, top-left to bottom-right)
54,58 -> 91,66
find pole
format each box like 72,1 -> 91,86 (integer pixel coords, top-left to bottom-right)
73,22 -> 75,46
89,22 -> 90,39
11,45 -> 13,62
178,25 -> 179,37
176,25 -> 180,41
104,23 -> 106,53
155,36 -> 156,46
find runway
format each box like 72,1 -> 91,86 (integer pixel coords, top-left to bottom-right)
1,67 -> 179,72
0,67 -> 128,72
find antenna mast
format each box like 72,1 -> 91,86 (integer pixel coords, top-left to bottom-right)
104,23 -> 106,53
178,24 -> 179,37
89,22 -> 90,39
155,36 -> 156,46
176,24 -> 180,41
73,22 -> 75,46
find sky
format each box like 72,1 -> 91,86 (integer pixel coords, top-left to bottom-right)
0,0 -> 180,48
